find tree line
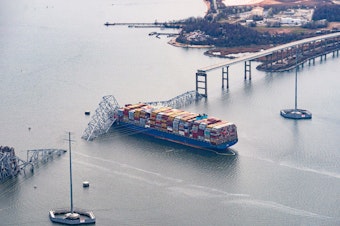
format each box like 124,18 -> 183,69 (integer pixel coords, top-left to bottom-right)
176,18 -> 312,48
312,5 -> 340,22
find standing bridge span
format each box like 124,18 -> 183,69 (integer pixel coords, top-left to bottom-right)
196,32 -> 340,97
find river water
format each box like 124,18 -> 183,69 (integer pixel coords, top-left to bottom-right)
1,0 -> 340,225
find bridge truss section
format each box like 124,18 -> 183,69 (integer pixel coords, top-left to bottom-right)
0,147 -> 66,182
0,146 -> 22,182
145,90 -> 203,108
82,95 -> 120,141
27,149 -> 67,166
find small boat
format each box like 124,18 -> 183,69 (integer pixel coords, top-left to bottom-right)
83,181 -> 90,188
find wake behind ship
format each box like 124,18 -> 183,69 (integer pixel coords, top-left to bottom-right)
113,103 -> 238,153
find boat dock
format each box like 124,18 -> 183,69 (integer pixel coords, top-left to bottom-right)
104,22 -> 182,29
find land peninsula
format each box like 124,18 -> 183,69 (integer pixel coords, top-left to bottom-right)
170,0 -> 340,59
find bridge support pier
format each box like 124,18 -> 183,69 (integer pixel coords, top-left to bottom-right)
195,34 -> 340,98
280,50 -> 284,64
320,54 -> 327,62
196,71 -> 207,97
222,66 -> 229,89
244,61 -> 251,80
308,58 -> 315,66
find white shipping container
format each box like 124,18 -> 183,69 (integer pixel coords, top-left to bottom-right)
129,110 -> 135,120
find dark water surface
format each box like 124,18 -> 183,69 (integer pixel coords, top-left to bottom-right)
1,0 -> 340,225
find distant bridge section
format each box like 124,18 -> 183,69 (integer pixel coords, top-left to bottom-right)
196,32 -> 340,97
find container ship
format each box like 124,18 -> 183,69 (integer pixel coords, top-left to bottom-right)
114,103 -> 238,152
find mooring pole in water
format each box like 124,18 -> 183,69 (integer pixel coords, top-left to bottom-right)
294,47 -> 299,110
280,45 -> 312,120
68,132 -> 74,214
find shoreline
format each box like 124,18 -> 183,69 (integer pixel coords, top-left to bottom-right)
166,0 -> 214,49
222,0 -> 264,6
204,45 -> 272,57
167,0 -> 332,59
167,0 -> 269,50
167,38 -> 214,49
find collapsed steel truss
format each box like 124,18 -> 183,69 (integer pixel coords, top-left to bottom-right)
145,90 -> 203,108
82,91 -> 203,141
1,146 -> 66,182
82,95 -> 120,141
0,146 -> 21,181
27,149 -> 67,166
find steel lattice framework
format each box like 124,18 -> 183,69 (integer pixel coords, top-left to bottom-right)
26,149 -> 67,166
145,90 -> 203,108
82,91 -> 203,141
0,146 -> 21,181
0,147 -> 66,182
82,95 -> 120,141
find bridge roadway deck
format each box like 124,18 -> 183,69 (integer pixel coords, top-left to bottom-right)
198,32 -> 340,73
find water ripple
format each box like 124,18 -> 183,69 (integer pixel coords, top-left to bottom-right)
225,198 -> 333,220
279,162 -> 340,179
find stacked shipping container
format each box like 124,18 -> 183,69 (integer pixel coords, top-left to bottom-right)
116,104 -> 237,147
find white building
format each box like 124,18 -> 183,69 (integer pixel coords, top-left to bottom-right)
280,17 -> 307,26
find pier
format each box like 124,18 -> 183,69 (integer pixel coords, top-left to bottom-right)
104,22 -> 182,29
196,32 -> 340,97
